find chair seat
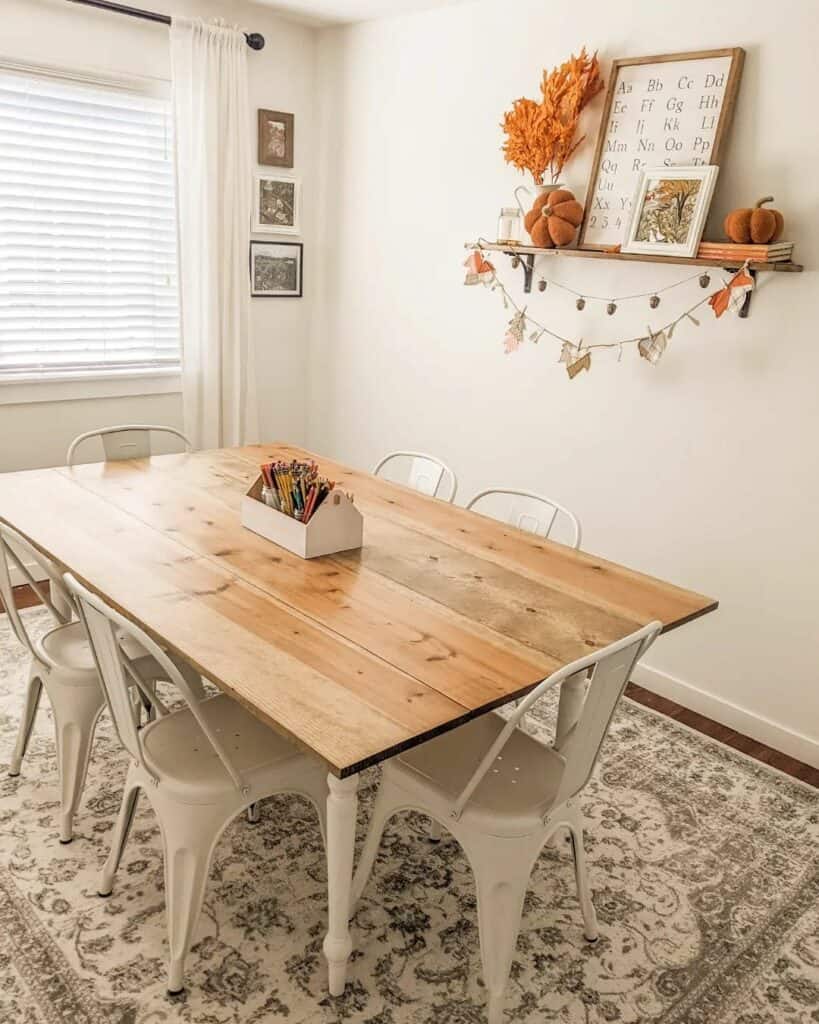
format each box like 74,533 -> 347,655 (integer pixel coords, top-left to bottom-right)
141,694 -> 309,804
391,712 -> 566,832
35,622 -> 99,679
35,622 -> 172,687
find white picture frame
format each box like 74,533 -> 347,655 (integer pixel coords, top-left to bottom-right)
622,165 -> 719,258
252,173 -> 301,235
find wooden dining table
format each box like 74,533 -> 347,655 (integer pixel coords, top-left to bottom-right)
0,442 -> 717,994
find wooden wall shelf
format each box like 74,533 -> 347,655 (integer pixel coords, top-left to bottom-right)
465,241 -> 804,317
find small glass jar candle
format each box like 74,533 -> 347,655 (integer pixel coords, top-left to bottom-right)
497,207 -> 522,245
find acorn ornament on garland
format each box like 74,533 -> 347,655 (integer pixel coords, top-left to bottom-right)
724,196 -> 785,244
524,188 -> 585,248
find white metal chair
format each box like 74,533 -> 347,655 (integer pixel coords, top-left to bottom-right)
351,622 -> 662,1024
421,487 -> 581,851
66,424 -> 192,467
0,523 -> 171,843
466,488 -> 582,549
66,573 -> 329,996
373,451 -> 458,503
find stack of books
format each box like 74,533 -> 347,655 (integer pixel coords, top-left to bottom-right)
697,241 -> 794,263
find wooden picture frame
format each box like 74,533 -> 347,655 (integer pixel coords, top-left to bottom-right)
250,241 -> 303,297
258,109 -> 294,168
252,173 -> 301,235
578,48 -> 744,250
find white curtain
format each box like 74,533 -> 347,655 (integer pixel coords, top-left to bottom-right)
170,17 -> 258,449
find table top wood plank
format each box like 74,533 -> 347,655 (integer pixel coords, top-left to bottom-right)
0,471 -> 477,774
235,444 -> 717,632
0,445 -> 718,776
335,516 -> 643,662
56,460 -> 556,702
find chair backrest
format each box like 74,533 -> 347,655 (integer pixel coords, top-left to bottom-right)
466,488 -> 581,549
373,451 -> 458,503
66,425 -> 192,467
65,574 -> 247,792
0,522 -> 72,655
451,621 -> 662,819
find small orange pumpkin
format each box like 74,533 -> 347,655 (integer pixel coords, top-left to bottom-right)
524,188 -> 584,248
723,196 -> 784,244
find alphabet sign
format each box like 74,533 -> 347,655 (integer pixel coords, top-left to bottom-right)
578,48 -> 744,250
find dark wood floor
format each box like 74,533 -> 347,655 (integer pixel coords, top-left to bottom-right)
3,586 -> 817,788
625,682 -> 818,788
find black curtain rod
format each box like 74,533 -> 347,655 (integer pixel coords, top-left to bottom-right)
65,0 -> 266,49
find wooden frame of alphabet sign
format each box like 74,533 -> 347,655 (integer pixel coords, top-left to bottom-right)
578,48 -> 745,251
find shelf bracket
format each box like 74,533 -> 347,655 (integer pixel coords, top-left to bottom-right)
507,251 -> 535,293
736,267 -> 757,319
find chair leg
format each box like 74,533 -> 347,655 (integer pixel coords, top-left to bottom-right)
567,809 -> 599,942
99,771 -> 141,896
160,803 -> 225,995
8,670 -> 43,776
349,775 -> 397,914
466,837 -> 534,1024
427,818 -> 442,843
51,683 -> 105,843
246,802 -> 261,824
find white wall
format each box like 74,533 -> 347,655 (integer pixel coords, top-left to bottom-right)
310,0 -> 819,764
0,0 -> 317,470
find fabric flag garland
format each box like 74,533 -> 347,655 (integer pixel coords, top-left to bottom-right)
464,251 -> 496,285
503,310 -> 527,353
462,248 -> 760,376
559,340 -> 590,378
638,326 -> 668,365
709,264 -> 754,318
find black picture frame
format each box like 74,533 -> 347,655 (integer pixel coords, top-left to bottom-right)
249,241 -> 303,298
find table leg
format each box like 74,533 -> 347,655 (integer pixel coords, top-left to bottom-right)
323,771 -> 359,996
555,669 -> 588,746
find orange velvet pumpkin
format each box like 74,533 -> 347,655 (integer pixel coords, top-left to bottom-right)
723,196 -> 784,244
524,188 -> 584,248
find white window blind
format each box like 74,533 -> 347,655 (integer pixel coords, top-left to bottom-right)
0,67 -> 180,381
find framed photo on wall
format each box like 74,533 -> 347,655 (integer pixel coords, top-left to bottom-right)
578,47 -> 744,250
258,109 -> 294,168
622,165 -> 718,258
253,173 -> 301,235
250,241 -> 303,297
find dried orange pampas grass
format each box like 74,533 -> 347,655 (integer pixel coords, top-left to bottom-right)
502,48 -> 604,185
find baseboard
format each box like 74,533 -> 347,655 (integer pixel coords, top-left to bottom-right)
632,663 -> 819,770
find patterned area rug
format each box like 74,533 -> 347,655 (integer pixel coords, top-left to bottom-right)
1,609 -> 817,1024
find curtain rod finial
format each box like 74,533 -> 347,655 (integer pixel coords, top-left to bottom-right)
246,32 -> 265,50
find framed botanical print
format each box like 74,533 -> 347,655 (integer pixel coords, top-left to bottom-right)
258,109 -> 294,168
250,241 -> 303,297
252,173 -> 301,235
622,165 -> 719,258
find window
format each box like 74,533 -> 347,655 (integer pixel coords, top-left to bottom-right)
0,66 -> 180,382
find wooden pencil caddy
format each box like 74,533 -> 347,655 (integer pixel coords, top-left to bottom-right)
241,475 -> 363,559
